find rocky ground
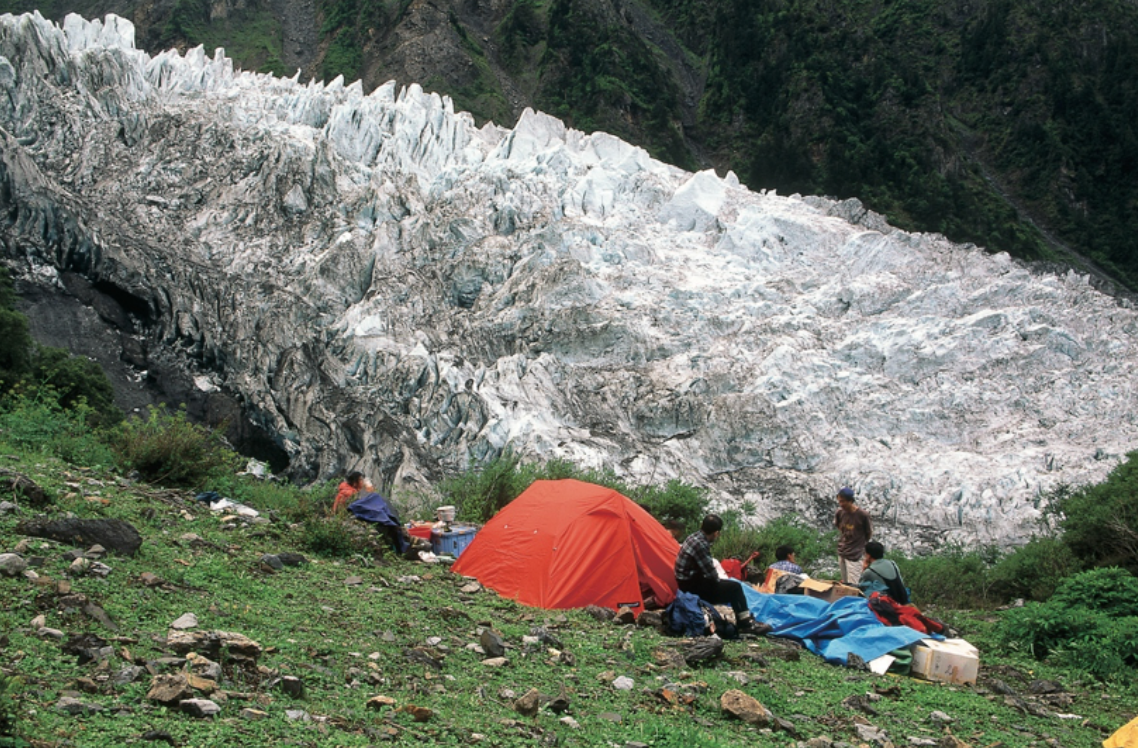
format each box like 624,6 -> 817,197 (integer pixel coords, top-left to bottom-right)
0,454 -> 1134,747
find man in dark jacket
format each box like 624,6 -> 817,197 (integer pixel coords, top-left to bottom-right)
858,541 -> 909,604
674,514 -> 767,634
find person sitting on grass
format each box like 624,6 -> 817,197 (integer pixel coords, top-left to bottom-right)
767,544 -> 804,575
674,514 -> 769,635
332,471 -> 374,515
858,541 -> 909,604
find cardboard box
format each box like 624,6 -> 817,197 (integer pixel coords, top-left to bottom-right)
797,577 -> 863,602
911,638 -> 979,685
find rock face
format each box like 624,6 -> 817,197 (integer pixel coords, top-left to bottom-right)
2,13 -> 1138,550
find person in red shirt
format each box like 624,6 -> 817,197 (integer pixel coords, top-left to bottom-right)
332,471 -> 374,515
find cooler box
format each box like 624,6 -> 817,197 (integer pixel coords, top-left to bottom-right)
408,524 -> 434,541
431,526 -> 477,557
911,638 -> 979,685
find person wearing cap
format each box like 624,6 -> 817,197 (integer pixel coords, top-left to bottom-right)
834,486 -> 872,585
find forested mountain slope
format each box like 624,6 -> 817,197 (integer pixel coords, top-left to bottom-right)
4,0 -> 1134,291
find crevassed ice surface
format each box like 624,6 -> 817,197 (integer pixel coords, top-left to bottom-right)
2,12 -> 1136,551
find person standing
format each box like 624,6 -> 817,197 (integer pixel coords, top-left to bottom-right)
833,486 -> 872,585
674,514 -> 767,634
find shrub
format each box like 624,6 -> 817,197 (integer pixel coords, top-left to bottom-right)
1049,566 -> 1138,617
627,479 -> 709,536
111,405 -> 240,487
1054,616 -> 1138,681
999,601 -> 1104,659
715,514 -> 835,572
301,516 -> 376,558
987,536 -> 1082,602
210,474 -> 337,522
896,545 -> 997,609
1055,450 -> 1138,573
0,395 -> 115,467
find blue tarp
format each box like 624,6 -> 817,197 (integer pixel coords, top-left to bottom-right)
348,491 -> 401,526
743,586 -> 928,665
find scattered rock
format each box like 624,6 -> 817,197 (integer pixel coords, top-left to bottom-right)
636,610 -> 664,629
481,657 -> 508,667
85,544 -> 106,559
405,704 -> 432,722
259,554 -> 284,572
54,696 -> 102,716
30,614 -> 45,629
180,698 -> 220,718
241,707 -> 269,720
186,652 -> 222,680
721,689 -> 772,727
69,557 -> 90,575
842,693 -> 878,717
681,636 -> 724,665
114,665 -> 145,685
17,517 -> 143,556
278,675 -> 305,699
366,695 -> 396,710
614,606 -> 637,625
514,688 -> 541,717
929,710 -> 954,724
612,676 -> 635,691
285,709 -> 310,721
1028,680 -> 1064,695
166,630 -> 262,662
597,712 -> 623,723
559,716 -> 580,729
140,729 -> 178,745
0,553 -> 27,577
460,581 -> 482,593
547,690 -> 571,714
170,613 -> 199,630
344,575 -> 363,586
0,500 -> 18,514
583,605 -> 614,622
147,674 -> 193,706
139,572 -> 163,586
480,629 -> 507,657
937,732 -> 972,748
38,627 -> 65,640
277,552 -> 307,566
856,724 -> 889,746
186,673 -> 218,693
0,471 -> 48,507
88,561 -> 112,577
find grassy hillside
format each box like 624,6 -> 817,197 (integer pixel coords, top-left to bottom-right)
1,444 -> 1136,747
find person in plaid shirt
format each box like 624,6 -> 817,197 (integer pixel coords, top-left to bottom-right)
767,545 -> 803,575
674,514 -> 767,635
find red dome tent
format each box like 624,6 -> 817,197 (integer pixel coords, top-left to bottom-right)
451,479 -> 680,613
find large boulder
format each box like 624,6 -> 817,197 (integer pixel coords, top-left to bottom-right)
17,518 -> 143,557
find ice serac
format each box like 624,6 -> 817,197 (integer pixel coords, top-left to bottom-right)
2,12 -> 1137,551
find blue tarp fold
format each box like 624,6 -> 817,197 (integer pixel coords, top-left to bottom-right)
743,586 -> 928,665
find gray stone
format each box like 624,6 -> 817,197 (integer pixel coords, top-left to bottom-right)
612,676 -> 635,691
278,675 -> 306,699
18,518 -> 143,556
170,613 -> 199,630
480,629 -> 507,658
55,696 -> 102,716
114,665 -> 145,685
0,553 -> 27,577
0,500 -> 18,514
259,554 -> 283,571
180,698 -> 221,718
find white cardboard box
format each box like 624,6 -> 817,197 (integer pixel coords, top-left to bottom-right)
911,638 -> 979,685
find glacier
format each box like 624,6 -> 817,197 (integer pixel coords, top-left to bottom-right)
1,11 -> 1136,551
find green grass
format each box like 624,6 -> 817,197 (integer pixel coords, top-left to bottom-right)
1,448 -> 1134,747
